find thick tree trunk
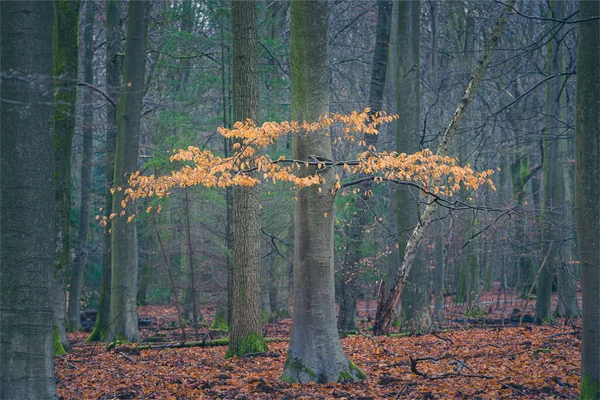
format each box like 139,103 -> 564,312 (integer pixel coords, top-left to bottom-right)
0,1 -> 57,397
575,1 -> 599,397
68,0 -> 95,332
88,0 -> 121,343
53,0 -> 81,353
282,0 -> 364,383
373,0 -> 516,335
108,0 -> 149,342
337,0 -> 392,334
225,0 -> 267,358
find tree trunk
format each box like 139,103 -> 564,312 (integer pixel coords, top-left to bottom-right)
373,0 -> 516,335
575,1 -> 599,397
108,0 -> 150,342
536,0 -> 566,324
53,0 -> 81,353
225,0 -> 267,358
88,0 -> 121,343
68,0 -> 95,332
282,0 -> 364,383
0,1 -> 57,397
337,0 -> 392,334
395,0 -> 430,334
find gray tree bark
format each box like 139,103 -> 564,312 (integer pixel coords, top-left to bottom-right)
88,0 -> 121,343
575,1 -> 599,397
225,0 -> 267,358
53,0 -> 81,353
282,0 -> 365,383
0,1 -> 57,397
68,0 -> 95,332
108,0 -> 150,342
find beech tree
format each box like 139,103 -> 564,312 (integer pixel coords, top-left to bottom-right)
108,0 -> 150,342
0,1 -> 57,397
575,1 -> 599,397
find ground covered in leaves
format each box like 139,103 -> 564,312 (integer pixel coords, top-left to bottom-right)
56,298 -> 581,399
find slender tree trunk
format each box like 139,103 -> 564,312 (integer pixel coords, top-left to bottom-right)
88,0 -> 121,343
0,2 -> 57,397
68,0 -> 95,332
53,0 -> 81,353
536,0 -> 566,324
225,0 -> 267,358
395,0 -> 431,333
282,0 -> 364,383
373,0 -> 516,335
337,0 -> 392,334
108,0 -> 150,342
575,1 -> 599,397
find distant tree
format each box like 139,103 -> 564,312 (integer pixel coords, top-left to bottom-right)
68,0 -> 96,332
108,0 -> 150,342
0,1 -> 57,397
88,0 -> 121,343
575,1 -> 599,397
53,0 -> 81,353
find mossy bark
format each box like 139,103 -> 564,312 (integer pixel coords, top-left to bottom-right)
1,2 -> 57,397
53,0 -> 81,351
283,0 -> 361,383
108,0 -> 150,342
575,0 -> 599,397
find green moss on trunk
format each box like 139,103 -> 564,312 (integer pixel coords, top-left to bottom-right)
224,332 -> 267,358
581,372 -> 600,400
53,326 -> 66,357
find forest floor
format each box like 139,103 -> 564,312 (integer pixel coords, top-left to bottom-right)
56,290 -> 582,399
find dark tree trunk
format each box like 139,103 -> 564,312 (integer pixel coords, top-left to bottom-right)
0,1 -> 57,397
575,1 -> 599,397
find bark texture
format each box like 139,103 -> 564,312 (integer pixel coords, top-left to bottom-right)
53,0 -> 81,352
575,1 -> 600,397
283,0 -> 364,383
68,0 -> 95,332
373,0 -> 516,335
0,1 -> 57,397
108,0 -> 149,342
225,0 -> 267,358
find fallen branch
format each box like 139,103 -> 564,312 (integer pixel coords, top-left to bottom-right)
134,337 -> 288,351
410,357 -> 494,380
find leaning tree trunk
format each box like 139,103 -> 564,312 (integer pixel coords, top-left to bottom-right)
0,2 -> 57,397
108,0 -> 149,342
337,0 -> 392,334
88,0 -> 121,343
225,0 -> 267,358
68,0 -> 95,332
53,0 -> 81,353
373,0 -> 516,336
396,0 -> 431,334
575,1 -> 599,397
282,0 -> 365,383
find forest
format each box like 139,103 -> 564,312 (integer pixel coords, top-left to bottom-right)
0,0 -> 598,398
